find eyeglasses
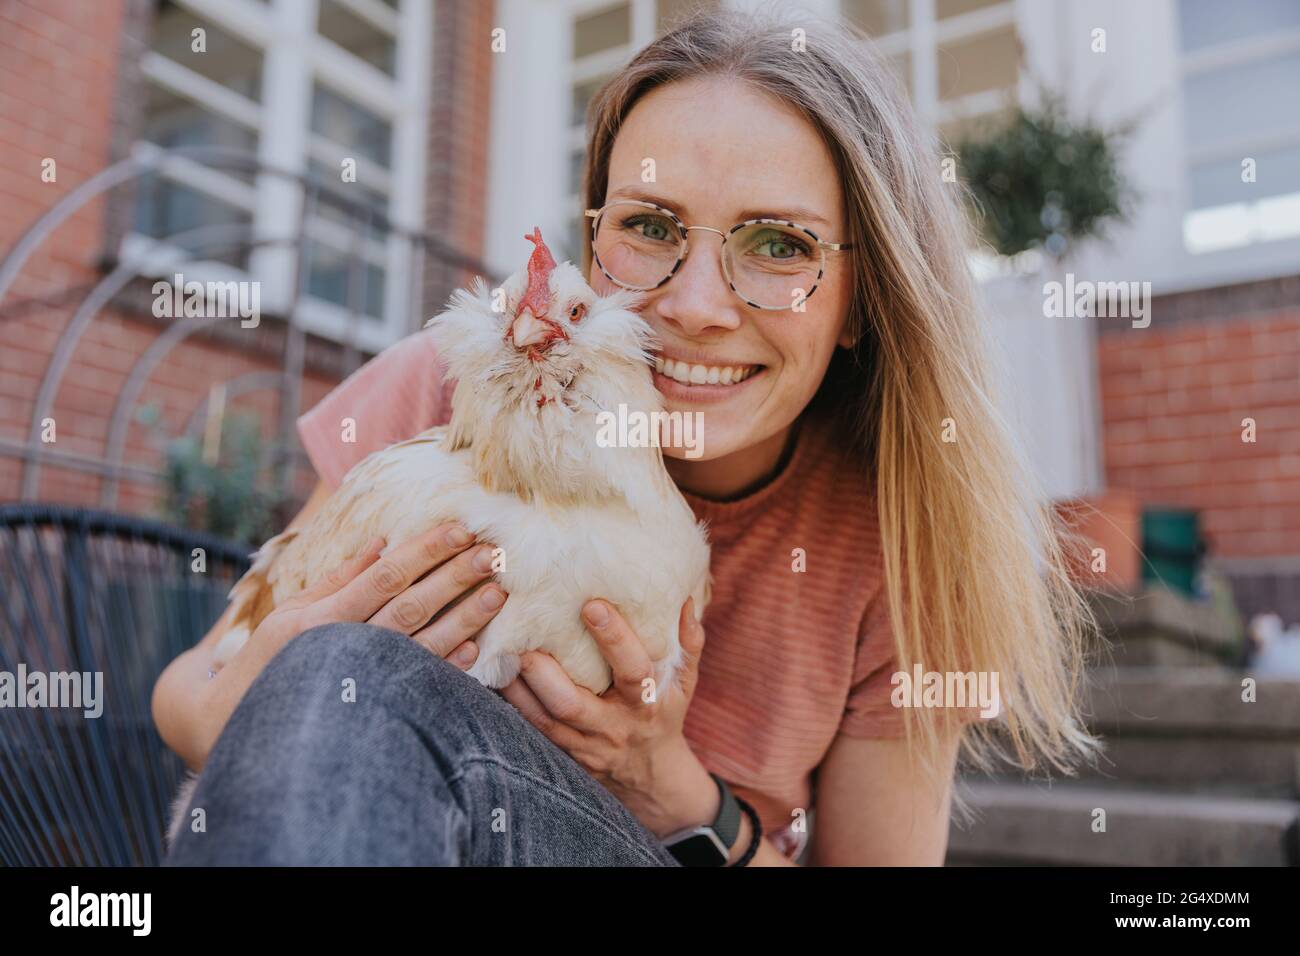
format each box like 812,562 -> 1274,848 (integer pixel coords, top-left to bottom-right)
585,200 -> 853,312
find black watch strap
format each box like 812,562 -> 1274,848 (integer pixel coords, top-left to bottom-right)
663,773 -> 743,865
709,773 -> 742,849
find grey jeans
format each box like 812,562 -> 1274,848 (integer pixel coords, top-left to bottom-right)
165,622 -> 679,866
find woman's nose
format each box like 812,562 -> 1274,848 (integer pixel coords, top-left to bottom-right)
652,234 -> 744,337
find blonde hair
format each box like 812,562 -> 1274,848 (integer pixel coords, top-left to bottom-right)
583,4 -> 1101,800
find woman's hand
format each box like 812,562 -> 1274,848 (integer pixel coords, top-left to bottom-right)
164,522 -> 507,770
499,597 -> 719,838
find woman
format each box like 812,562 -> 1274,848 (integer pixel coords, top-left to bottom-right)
154,8 -> 1098,866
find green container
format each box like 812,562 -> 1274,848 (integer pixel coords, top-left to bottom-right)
1140,508 -> 1203,597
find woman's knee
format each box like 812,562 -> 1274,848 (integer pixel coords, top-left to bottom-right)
271,620 -> 493,718
275,621 -> 443,684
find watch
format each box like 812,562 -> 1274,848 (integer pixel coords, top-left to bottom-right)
662,773 -> 742,866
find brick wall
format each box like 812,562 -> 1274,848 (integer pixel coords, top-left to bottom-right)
421,0 -> 496,323
1,0 -> 133,504
0,0 -> 126,303
0,1 -> 302,516
1097,275 -> 1300,620
0,0 -> 493,526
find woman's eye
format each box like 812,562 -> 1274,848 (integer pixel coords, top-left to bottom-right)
749,229 -> 810,260
622,214 -> 675,243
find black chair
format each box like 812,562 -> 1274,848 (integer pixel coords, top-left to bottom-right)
0,503 -> 250,865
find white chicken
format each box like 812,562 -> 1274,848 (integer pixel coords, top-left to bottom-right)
210,228 -> 711,695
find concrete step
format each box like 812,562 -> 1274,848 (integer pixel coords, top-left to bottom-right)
946,780 -> 1300,866
1075,668 -> 1300,795
1087,586 -> 1243,667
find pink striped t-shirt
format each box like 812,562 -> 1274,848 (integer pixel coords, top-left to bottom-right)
296,327 -> 909,860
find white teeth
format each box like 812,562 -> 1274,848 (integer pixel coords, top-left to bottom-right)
654,357 -> 761,386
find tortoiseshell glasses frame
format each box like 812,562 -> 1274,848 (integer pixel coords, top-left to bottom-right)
584,199 -> 854,312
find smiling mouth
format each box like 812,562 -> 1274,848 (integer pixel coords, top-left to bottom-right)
653,356 -> 763,386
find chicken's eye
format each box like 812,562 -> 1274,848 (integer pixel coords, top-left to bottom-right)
569,302 -> 587,323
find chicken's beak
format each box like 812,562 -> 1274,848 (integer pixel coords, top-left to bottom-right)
511,308 -> 548,349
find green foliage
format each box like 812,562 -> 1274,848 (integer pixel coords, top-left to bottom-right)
138,402 -> 288,547
956,94 -> 1130,259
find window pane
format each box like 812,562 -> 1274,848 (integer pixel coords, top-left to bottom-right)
574,4 -> 630,58
936,0 -> 1006,20
938,27 -> 1019,101
306,242 -> 386,320
842,0 -> 910,37
134,174 -> 252,269
141,82 -> 258,181
317,0 -> 396,75
1183,52 -> 1300,150
151,1 -> 262,102
1188,143 -> 1300,209
571,75 -> 610,128
1179,0 -> 1300,53
306,159 -> 389,228
311,84 -> 393,168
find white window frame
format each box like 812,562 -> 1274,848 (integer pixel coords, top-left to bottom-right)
1178,18 -> 1300,256
124,0 -> 432,354
564,1 -> 658,257
488,0 -> 756,275
840,0 -> 1018,131
486,0 -> 1021,279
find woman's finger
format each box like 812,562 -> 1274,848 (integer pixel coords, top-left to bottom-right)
409,581 -> 507,658
281,536 -> 385,612
321,522 -> 476,624
581,600 -> 655,705
499,675 -> 589,752
445,639 -> 479,671
516,651 -> 601,731
369,543 -> 498,635
675,597 -> 707,701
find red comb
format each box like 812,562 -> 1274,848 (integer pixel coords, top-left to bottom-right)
519,227 -> 556,317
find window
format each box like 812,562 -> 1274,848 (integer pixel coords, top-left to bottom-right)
1178,0 -> 1300,253
133,3 -> 264,267
843,0 -> 909,37
574,4 -> 631,58
134,177 -> 253,269
149,5 -> 262,101
563,0 -> 721,262
140,82 -> 258,167
130,0 -> 430,348
317,0 -> 397,76
841,0 -> 1018,145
